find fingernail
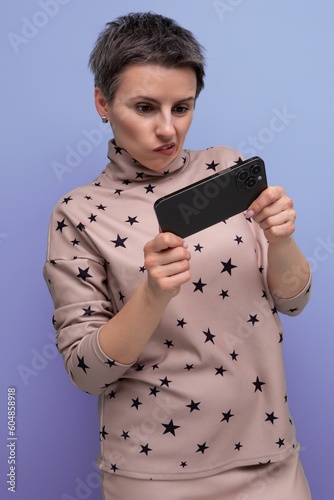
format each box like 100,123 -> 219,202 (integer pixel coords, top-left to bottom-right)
183,241 -> 188,249
245,210 -> 254,218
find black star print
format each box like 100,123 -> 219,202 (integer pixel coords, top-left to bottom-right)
122,179 -> 132,186
131,397 -> 142,410
56,218 -> 68,233
276,438 -> 285,448
139,266 -> 146,273
219,289 -> 229,299
71,238 -> 80,247
234,157 -> 244,165
194,243 -> 203,252
206,160 -> 220,171
96,204 -> 107,210
259,266 -> 264,273
265,412 -> 279,424
215,366 -> 227,377
114,189 -> 123,196
77,267 -> 92,281
134,363 -> 145,371
77,355 -> 90,373
180,461 -> 187,468
94,182 -> 101,187
111,234 -> 128,248
84,195 -> 92,200
247,314 -> 259,326
105,359 -> 116,367
114,146 -> 123,155
88,213 -> 97,223
159,376 -> 172,387
192,278 -> 207,293
177,318 -> 187,328
100,382 -> 113,389
279,332 -> 283,343
221,409 -> 234,423
271,306 -> 278,314
108,390 -> 117,399
234,235 -> 243,245
144,184 -> 155,193
135,172 -> 144,179
184,364 -> 194,371
152,364 -> 159,370
125,216 -> 139,225
230,350 -> 239,361
121,431 -> 130,440
118,291 -> 125,303
186,400 -> 201,412
62,196 -> 72,204
164,339 -> 174,348
83,306 -> 95,316
262,290 -> 267,299
221,258 -> 237,276
253,376 -> 266,392
234,442 -> 243,451
149,386 -> 160,397
77,222 -> 86,232
196,442 -> 209,454
289,307 -> 299,313
162,419 -> 180,436
203,328 -> 215,344
100,426 -> 108,440
110,464 -> 118,473
140,444 -> 152,455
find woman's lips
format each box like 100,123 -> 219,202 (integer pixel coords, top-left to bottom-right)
154,143 -> 176,156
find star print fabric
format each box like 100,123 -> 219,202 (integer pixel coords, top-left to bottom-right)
43,141 -> 311,480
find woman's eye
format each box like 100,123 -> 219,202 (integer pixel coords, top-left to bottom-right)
173,106 -> 188,115
136,104 -> 153,113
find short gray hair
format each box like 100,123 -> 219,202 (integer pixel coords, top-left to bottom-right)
88,12 -> 206,103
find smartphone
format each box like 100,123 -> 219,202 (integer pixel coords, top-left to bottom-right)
154,156 -> 267,238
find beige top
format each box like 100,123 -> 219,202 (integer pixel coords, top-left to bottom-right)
44,141 -> 311,479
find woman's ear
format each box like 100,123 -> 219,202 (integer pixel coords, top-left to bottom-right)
94,87 -> 110,122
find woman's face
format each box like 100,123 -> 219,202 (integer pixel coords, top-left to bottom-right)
96,64 -> 197,171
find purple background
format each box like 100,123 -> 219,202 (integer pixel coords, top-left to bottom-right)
1,1 -> 333,498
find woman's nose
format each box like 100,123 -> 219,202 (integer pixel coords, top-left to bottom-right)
156,112 -> 175,139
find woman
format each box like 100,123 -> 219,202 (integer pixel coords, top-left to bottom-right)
44,12 -> 312,499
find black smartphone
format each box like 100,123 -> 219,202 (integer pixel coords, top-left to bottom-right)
154,156 -> 267,238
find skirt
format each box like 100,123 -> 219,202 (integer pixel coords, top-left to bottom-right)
101,449 -> 311,500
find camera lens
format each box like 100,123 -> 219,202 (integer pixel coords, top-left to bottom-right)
237,170 -> 249,182
246,177 -> 257,188
250,164 -> 261,175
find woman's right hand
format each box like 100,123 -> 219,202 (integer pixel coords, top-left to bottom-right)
144,232 -> 191,300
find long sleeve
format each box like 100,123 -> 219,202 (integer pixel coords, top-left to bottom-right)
248,213 -> 312,316
43,197 -> 134,396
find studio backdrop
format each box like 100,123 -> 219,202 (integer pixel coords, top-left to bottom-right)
1,1 -> 333,499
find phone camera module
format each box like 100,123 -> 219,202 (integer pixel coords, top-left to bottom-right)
237,170 -> 249,182
246,177 -> 257,188
250,164 -> 261,176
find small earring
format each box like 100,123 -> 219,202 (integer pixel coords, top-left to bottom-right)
101,115 -> 108,123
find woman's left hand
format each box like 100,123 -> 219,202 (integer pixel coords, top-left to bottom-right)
246,186 -> 296,244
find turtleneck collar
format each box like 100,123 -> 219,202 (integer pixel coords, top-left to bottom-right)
105,139 -> 190,183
